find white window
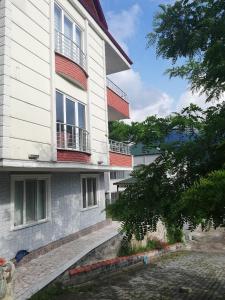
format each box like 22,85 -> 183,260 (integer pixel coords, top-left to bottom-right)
56,91 -> 86,129
54,3 -> 82,46
56,90 -> 88,151
81,176 -> 99,209
12,175 -> 50,228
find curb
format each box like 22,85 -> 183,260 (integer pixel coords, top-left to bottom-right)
68,243 -> 183,284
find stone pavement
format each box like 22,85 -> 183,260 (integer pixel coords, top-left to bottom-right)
14,222 -> 120,300
50,228 -> 225,300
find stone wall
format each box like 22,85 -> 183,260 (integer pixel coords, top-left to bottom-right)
131,221 -> 167,249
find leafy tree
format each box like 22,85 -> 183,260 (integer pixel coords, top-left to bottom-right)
107,103 -> 225,240
148,0 -> 225,101
108,121 -> 132,142
181,169 -> 225,230
108,0 -> 225,241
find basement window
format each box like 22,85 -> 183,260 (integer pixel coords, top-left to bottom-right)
81,175 -> 99,209
12,175 -> 50,228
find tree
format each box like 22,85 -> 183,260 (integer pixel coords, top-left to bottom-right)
108,0 -> 225,241
108,121 -> 132,142
148,0 -> 225,101
181,170 -> 225,230
107,103 -> 225,240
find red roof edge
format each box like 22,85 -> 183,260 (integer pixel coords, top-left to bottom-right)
78,0 -> 133,66
93,0 -> 108,31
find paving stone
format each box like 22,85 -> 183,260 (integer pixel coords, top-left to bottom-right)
51,228 -> 225,300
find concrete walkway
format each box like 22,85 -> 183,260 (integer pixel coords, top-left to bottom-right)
14,222 -> 120,300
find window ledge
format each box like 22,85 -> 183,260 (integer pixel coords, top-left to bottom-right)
11,219 -> 50,232
80,205 -> 99,212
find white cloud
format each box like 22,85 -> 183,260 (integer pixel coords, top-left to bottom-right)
106,3 -> 221,123
106,4 -> 174,122
110,69 -> 174,122
106,4 -> 141,54
175,89 -> 225,113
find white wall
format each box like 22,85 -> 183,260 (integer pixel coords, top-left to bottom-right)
87,25 -> 109,166
0,0 -> 114,166
0,0 -> 11,160
134,155 -> 159,167
2,0 -> 53,162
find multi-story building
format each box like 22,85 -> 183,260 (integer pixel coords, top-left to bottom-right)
0,0 -> 133,259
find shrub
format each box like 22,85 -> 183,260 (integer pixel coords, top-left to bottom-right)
166,225 -> 183,244
117,238 -> 169,257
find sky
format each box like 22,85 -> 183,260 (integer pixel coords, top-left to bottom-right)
100,0 -> 209,122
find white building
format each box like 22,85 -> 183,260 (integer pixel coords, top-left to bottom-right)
0,0 -> 133,260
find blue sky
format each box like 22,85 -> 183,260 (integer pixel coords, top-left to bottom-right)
100,0 -> 206,121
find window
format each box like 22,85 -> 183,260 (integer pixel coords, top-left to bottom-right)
110,171 -> 125,180
56,91 -> 85,128
81,176 -> 98,209
54,4 -> 62,32
78,102 -> 85,129
54,3 -> 83,52
12,176 -> 50,228
56,90 -> 88,151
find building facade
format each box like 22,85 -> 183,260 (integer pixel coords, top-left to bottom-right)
0,0 -> 132,259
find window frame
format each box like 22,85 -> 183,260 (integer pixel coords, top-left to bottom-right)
54,2 -> 84,51
11,175 -> 51,231
110,171 -> 125,180
80,174 -> 100,211
56,90 -> 86,130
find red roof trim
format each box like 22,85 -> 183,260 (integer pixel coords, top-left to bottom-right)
78,0 -> 133,65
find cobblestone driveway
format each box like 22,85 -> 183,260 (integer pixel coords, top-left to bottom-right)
40,229 -> 225,300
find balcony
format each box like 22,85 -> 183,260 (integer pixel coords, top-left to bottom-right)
109,139 -> 130,155
57,122 -> 91,162
55,31 -> 88,90
107,78 -> 130,121
109,139 -> 132,168
55,31 -> 86,69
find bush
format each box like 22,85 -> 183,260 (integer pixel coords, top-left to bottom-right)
117,238 -> 169,257
166,225 -> 183,244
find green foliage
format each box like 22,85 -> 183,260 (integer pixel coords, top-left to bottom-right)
31,282 -> 66,300
148,0 -> 225,101
108,121 -> 131,142
108,1 -> 225,242
117,238 -> 168,257
166,225 -> 183,244
181,169 -> 225,230
107,103 -> 225,240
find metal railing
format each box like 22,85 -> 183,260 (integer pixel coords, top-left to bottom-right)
109,139 -> 131,155
107,78 -> 128,101
55,30 -> 86,70
57,122 -> 90,153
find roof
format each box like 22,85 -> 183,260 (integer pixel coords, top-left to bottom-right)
113,177 -> 137,187
78,0 -> 133,65
130,143 -> 161,157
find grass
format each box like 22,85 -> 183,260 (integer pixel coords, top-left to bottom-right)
30,282 -> 97,300
118,238 -> 169,257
